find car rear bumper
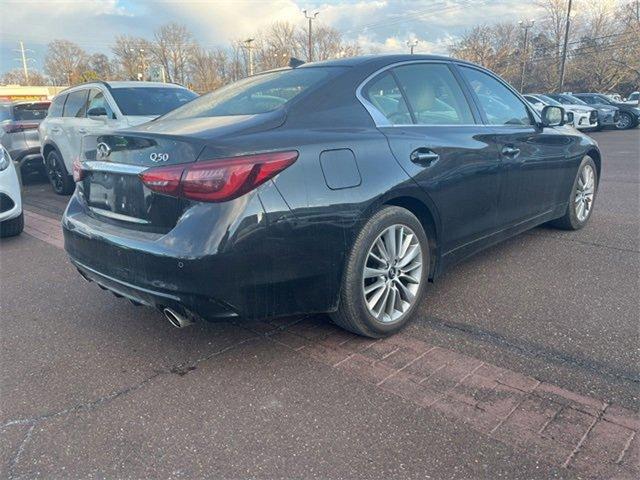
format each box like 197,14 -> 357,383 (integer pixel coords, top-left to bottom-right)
62,189 -> 281,321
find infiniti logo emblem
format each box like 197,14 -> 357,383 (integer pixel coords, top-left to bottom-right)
96,142 -> 111,160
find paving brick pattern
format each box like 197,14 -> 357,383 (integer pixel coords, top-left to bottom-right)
22,208 -> 640,478
261,317 -> 639,479
23,209 -> 64,249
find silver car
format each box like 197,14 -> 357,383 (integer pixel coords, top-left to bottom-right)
0,101 -> 50,172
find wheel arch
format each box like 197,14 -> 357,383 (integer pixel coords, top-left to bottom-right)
586,147 -> 601,184
42,141 -> 61,160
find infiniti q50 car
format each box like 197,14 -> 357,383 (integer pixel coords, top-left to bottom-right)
63,55 -> 601,337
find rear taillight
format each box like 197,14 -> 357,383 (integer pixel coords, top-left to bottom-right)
139,151 -> 298,202
2,122 -> 38,134
73,157 -> 85,182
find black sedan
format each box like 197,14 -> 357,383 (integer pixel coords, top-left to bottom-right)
573,93 -> 640,130
64,55 -> 601,337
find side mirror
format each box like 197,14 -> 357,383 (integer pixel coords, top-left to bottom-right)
541,105 -> 565,127
87,106 -> 107,119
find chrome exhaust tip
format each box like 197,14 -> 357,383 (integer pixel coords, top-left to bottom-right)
163,308 -> 194,329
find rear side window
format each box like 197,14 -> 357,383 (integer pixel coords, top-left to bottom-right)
13,103 -> 50,121
393,64 -> 474,125
460,66 -> 532,126
363,72 -> 411,125
63,90 -> 89,118
48,95 -> 66,117
110,87 -> 197,116
163,67 -> 344,119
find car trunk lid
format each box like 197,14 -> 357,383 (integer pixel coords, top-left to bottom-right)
78,112 -> 284,231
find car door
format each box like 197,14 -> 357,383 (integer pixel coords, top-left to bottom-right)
361,61 -> 502,255
457,65 -> 571,226
59,88 -> 90,171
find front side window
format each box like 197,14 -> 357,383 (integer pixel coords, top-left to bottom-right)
87,89 -> 114,118
362,72 -> 411,125
393,63 -> 474,125
110,87 -> 197,116
63,90 -> 89,118
163,67 -> 343,120
460,66 -> 531,126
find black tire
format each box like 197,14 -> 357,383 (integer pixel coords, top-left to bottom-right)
45,150 -> 74,195
0,212 -> 24,238
616,112 -> 634,130
549,156 -> 598,230
330,206 -> 430,338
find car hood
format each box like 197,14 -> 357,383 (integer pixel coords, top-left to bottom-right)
124,115 -> 158,126
563,105 -> 594,113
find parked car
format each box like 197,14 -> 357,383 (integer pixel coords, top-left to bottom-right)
524,93 -> 598,130
625,91 -> 639,105
605,93 -> 623,103
0,146 -> 23,237
39,81 -> 198,195
547,93 -> 619,130
0,101 -> 50,173
64,55 -> 601,337
572,93 -> 640,130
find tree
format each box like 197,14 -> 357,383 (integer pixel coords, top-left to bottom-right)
190,47 -> 229,93
88,53 -> 115,80
1,69 -> 47,86
296,23 -> 361,62
44,39 -> 88,85
112,35 -> 151,80
151,22 -> 194,85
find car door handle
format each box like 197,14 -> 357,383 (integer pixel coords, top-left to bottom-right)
501,145 -> 521,158
77,128 -> 88,134
51,127 -> 61,133
410,149 -> 440,166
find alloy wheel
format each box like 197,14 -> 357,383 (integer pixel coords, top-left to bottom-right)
575,163 -> 595,222
47,157 -> 64,193
616,113 -> 632,130
362,224 -> 423,323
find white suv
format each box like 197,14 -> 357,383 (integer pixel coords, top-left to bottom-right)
39,81 -> 197,194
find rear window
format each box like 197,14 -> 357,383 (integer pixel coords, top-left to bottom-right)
48,95 -> 66,117
13,102 -> 50,121
110,87 -> 197,116
0,105 -> 11,122
163,67 -> 343,120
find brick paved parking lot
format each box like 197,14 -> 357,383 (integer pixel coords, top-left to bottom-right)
1,129 -> 638,478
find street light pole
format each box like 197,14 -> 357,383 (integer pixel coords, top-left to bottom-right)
303,9 -> 319,62
519,19 -> 535,92
558,0 -> 573,92
242,38 -> 255,76
406,39 -> 418,55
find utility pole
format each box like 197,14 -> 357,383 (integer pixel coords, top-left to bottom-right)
303,9 -> 319,62
407,39 -> 419,54
558,0 -> 572,92
19,41 -> 29,83
242,38 -> 255,76
518,19 -> 535,92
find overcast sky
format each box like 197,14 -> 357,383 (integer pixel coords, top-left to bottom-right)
0,0 -> 543,75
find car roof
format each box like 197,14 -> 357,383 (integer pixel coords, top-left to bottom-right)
58,80 -> 188,95
298,53 -> 471,69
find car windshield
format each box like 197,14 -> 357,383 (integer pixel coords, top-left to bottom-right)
110,87 -> 197,116
13,102 -> 50,121
536,95 -> 562,107
162,67 -> 343,119
593,94 -> 614,105
554,94 -> 588,106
